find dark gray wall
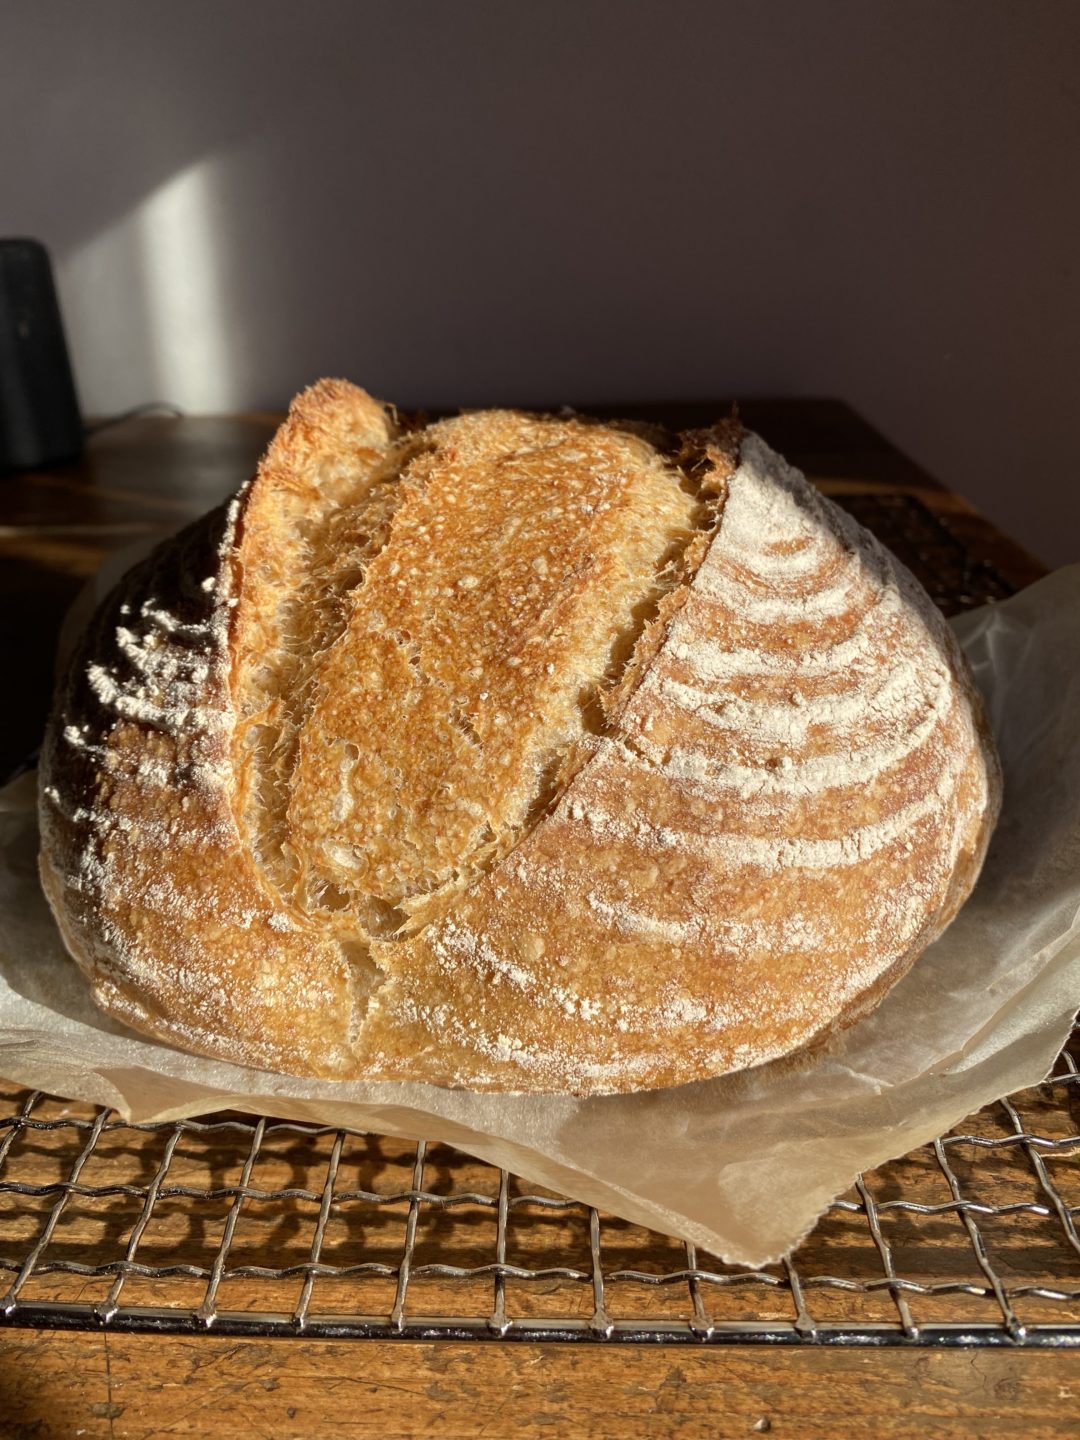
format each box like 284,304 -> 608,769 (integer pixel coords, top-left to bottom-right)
4,0 -> 1078,564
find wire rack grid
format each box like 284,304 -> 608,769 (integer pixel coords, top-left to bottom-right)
0,1037 -> 1077,1346
1,489 -> 1077,1347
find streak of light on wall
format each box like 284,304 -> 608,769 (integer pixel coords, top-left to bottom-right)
57,157 -> 236,416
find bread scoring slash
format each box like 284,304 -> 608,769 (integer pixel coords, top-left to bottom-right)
38,381 -> 1001,1094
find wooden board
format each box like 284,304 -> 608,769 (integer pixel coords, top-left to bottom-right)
2,1331 -> 1079,1439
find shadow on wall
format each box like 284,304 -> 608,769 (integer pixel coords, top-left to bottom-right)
3,0 -> 1078,564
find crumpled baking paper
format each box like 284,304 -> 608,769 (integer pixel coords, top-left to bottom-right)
2,567 -> 1078,1267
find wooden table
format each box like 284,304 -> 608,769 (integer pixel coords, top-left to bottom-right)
1,403 -> 1074,1439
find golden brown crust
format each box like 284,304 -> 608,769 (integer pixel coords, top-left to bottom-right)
38,382 -> 1002,1094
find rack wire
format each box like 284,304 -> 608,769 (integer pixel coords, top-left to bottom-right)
0,1037 -> 1077,1345
1,490 -> 1076,1346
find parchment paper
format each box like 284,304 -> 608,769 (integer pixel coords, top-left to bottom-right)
2,567 -> 1078,1266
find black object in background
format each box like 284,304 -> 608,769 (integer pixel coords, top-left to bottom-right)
0,237 -> 82,471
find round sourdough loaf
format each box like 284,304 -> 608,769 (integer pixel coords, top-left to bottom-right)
38,381 -> 1001,1094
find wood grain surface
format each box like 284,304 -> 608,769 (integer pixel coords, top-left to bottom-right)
2,1331 -> 1079,1439
0,402 -> 1069,1438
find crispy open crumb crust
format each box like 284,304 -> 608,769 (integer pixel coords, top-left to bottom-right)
39,382 -> 1001,1094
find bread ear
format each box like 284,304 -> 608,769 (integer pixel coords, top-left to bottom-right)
37,384 -> 396,1076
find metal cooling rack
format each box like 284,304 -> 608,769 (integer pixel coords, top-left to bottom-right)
1,490 -> 1074,1347
0,1035 -> 1077,1346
